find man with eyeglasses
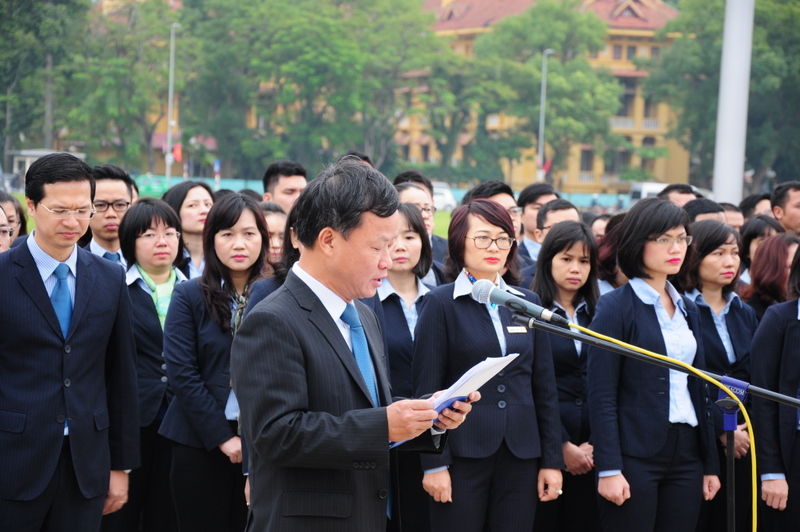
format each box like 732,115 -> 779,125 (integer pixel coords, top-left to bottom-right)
0,152 -> 139,532
87,165 -> 135,267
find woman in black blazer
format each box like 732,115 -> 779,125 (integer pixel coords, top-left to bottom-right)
163,180 -> 215,279
159,194 -> 268,532
751,250 -> 800,531
531,220 -> 600,532
101,198 -> 186,532
412,199 -> 563,532
674,220 -> 758,532
587,198 -> 720,532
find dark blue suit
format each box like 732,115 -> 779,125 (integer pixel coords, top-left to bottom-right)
751,300 -> 800,530
159,279 -> 246,531
431,234 -> 448,264
587,283 -> 718,531
412,283 -> 562,531
0,244 -> 139,529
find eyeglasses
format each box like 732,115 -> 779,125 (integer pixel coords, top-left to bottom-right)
39,203 -> 96,219
648,235 -> 693,248
507,206 -> 523,216
414,205 -> 437,215
137,231 -> 181,242
94,201 -> 131,213
0,227 -> 14,238
466,236 -> 515,250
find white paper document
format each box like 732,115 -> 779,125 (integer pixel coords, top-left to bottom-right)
432,353 -> 520,413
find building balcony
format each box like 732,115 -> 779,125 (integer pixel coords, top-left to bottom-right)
643,119 -> 659,129
610,117 -> 635,128
579,172 -> 596,183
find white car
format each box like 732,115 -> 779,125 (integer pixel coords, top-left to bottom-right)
433,181 -> 457,211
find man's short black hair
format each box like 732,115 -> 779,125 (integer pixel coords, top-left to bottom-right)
262,160 -> 307,195
25,152 -> 95,205
393,170 -> 434,197
92,164 -> 135,199
771,181 -> 800,210
239,189 -> 263,201
683,198 -> 724,222
344,150 -> 373,167
461,180 -> 514,205
517,182 -> 559,208
656,183 -> 697,201
293,159 -> 398,248
536,199 -> 578,230
719,202 -> 742,214
739,192 -> 771,219
617,197 -> 690,280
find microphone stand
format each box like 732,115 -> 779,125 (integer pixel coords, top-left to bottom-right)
510,313 -> 800,532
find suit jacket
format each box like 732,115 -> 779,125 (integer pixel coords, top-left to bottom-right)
231,271 -> 443,531
751,300 -> 800,476
587,283 -> 718,474
431,234 -> 448,264
0,244 -> 139,500
693,299 -> 757,438
380,292 -> 430,399
412,283 -> 563,470
128,281 -> 175,426
158,279 -> 237,450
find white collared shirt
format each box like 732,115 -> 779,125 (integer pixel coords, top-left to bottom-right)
552,299 -> 589,355
89,238 -> 127,268
378,277 -> 430,341
292,262 -> 354,349
125,265 -> 188,291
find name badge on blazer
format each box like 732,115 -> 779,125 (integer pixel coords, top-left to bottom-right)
506,326 -> 528,334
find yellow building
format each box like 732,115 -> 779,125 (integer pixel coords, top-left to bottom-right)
411,0 -> 690,193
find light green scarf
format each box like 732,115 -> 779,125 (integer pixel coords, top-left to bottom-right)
137,265 -> 177,329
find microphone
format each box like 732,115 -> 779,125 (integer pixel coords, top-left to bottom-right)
470,279 -> 570,326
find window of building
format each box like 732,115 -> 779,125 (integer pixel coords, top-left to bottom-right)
617,78 -> 637,117
627,46 -> 637,60
644,97 -> 657,118
421,144 -> 430,163
613,45 -> 622,60
651,46 -> 660,59
580,149 -> 594,172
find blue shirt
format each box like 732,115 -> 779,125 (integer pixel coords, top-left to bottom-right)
685,289 -> 740,365
377,277 -> 429,341
27,231 -> 78,305
522,238 -> 541,261
553,299 -> 589,355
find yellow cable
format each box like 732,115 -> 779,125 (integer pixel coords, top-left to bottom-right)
568,321 -> 758,531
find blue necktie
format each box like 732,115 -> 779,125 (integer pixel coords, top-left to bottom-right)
340,304 -> 380,407
51,263 -> 72,338
103,251 -> 120,263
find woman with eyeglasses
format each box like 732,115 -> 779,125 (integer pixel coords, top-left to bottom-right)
531,220 -> 601,532
673,220 -> 758,532
587,198 -> 720,531
159,194 -> 268,531
0,190 -> 26,246
412,199 -> 562,532
163,181 -> 215,279
101,198 -> 186,532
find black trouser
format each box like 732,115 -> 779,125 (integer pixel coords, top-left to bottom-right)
0,437 -> 105,532
169,426 -> 246,532
597,423 -> 705,532
101,420 -> 176,532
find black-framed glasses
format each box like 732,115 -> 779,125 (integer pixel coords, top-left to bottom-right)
414,204 -> 437,215
466,236 -> 515,250
39,203 -> 96,219
648,235 -> 693,248
94,201 -> 131,213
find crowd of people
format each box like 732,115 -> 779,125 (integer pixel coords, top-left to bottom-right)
2,151 -> 800,532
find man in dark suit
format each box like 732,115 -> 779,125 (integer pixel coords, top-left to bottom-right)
232,159 -> 478,531
0,153 -> 140,532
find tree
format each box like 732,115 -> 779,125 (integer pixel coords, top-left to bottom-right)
471,0 -> 621,181
644,0 -> 800,193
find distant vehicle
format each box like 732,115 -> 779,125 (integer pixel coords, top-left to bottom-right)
629,181 -> 711,206
433,181 -> 457,211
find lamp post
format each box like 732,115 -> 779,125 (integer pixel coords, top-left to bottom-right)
165,22 -> 181,181
537,48 -> 555,182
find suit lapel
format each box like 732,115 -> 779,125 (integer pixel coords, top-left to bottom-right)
68,249 -> 94,340
286,273 -> 377,405
13,246 -> 63,338
359,303 -> 392,405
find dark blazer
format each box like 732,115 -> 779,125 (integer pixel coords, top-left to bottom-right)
0,244 -> 139,500
587,282 -> 718,474
231,271 -> 443,532
745,294 -> 772,322
519,262 -> 537,291
380,290 -> 429,398
431,234 -> 448,264
549,305 -> 592,445
693,298 -> 757,438
158,279 -> 237,451
127,280 -> 175,426
412,283 -> 563,470
751,300 -> 800,476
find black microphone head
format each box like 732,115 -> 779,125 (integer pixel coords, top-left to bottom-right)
470,279 -> 495,304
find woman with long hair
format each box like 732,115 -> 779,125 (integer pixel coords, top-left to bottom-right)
412,199 -> 562,531
101,198 -> 186,532
738,215 -> 783,285
159,194 -> 267,531
675,220 -> 758,532
531,220 -> 601,531
163,181 -> 215,279
587,197 -> 720,531
596,213 -> 628,295
751,250 -> 800,530
741,233 -> 800,321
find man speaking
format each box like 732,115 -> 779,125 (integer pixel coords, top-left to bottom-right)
231,158 -> 477,531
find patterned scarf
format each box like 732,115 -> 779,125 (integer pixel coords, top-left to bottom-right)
137,266 -> 177,329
